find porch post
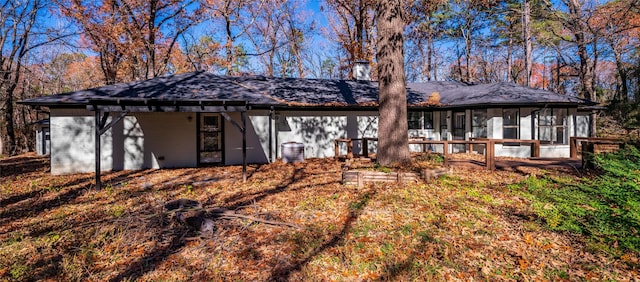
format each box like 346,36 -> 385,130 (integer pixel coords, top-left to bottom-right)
242,111 -> 247,182
94,110 -> 101,190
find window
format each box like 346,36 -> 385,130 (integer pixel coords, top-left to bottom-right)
537,108 -> 567,144
503,109 -> 519,139
407,111 -> 434,130
424,112 -> 434,129
408,111 -> 422,129
472,109 -> 487,138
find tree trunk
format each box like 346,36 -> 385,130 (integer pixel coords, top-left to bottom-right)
426,22 -> 433,81
225,10 -> 234,75
565,0 -> 596,136
507,32 -> 513,83
375,0 -> 410,166
464,29 -> 472,82
2,87 -> 16,155
610,41 -> 628,102
523,0 -> 532,87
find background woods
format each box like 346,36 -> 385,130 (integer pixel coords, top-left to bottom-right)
1,0 -> 639,155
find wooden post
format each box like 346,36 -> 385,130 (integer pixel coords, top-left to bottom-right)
490,140 -> 496,171
443,141 -> 449,167
347,139 -> 354,159
532,140 -> 540,158
334,140 -> 339,159
363,138 -> 369,158
241,111 -> 247,182
484,140 -> 490,170
570,137 -> 577,158
94,110 -> 101,190
357,171 -> 363,188
583,142 -> 595,169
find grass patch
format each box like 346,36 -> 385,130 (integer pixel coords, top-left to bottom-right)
512,145 -> 640,255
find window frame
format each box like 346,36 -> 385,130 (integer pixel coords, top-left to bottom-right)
537,108 -> 568,145
502,108 -> 520,140
407,111 -> 434,130
439,111 -> 448,140
472,109 -> 488,139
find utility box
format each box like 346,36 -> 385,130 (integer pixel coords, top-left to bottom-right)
281,142 -> 304,163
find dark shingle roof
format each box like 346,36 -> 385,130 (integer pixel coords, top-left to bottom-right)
19,71 -> 594,108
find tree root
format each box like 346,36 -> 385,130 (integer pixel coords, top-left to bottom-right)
164,199 -> 301,233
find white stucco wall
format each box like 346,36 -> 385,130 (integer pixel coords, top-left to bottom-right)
540,145 -> 570,158
271,110 -> 379,159
50,108 -> 113,175
575,111 -> 590,137
224,111 -> 271,165
49,109 -> 196,174
132,112 -> 197,169
49,104 -> 590,174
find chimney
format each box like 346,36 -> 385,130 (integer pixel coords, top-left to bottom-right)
352,60 -> 371,81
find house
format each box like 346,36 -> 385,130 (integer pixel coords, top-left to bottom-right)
19,71 -> 595,176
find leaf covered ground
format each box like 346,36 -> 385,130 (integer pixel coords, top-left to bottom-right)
0,153 -> 638,281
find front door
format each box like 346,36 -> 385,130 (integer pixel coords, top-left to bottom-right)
198,113 -> 224,164
452,111 -> 466,152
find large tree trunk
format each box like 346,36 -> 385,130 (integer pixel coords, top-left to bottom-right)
375,0 -> 410,166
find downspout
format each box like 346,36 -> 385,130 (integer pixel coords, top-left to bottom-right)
269,107 -> 273,162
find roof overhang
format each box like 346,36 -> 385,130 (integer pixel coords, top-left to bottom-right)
86,98 -> 249,112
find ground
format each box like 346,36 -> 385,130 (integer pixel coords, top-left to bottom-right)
0,153 -> 638,281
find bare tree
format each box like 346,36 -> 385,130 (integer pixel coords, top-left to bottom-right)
58,0 -> 199,82
0,0 -> 61,155
323,0 -> 376,78
523,0 -> 532,86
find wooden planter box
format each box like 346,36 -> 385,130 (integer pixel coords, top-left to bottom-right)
343,167 -> 449,187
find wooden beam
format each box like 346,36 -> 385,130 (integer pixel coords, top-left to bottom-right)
363,138 -> 369,158
99,111 -> 129,135
242,111 -> 247,182
94,111 -> 102,190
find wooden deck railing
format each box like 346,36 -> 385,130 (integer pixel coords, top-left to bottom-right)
336,138 -> 497,170
335,137 -> 550,171
336,137 -> 629,171
569,137 -> 625,158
